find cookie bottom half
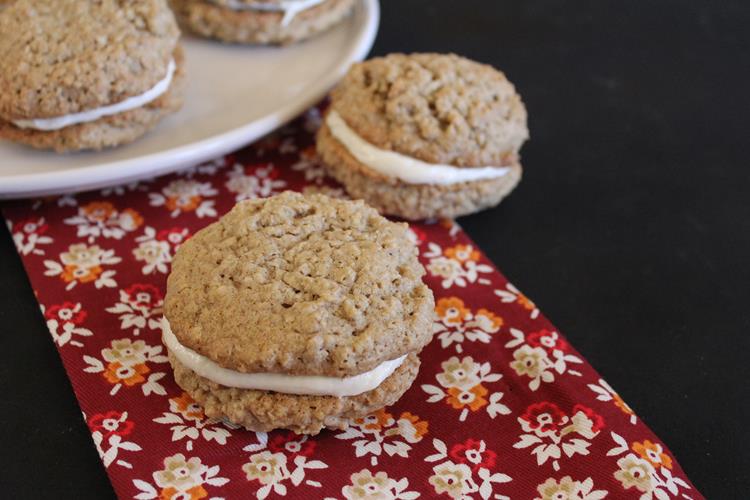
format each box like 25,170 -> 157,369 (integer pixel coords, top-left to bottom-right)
168,351 -> 421,435
0,46 -> 186,153
316,121 -> 523,220
170,0 -> 354,45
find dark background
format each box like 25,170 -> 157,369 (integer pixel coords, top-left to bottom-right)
1,0 -> 748,497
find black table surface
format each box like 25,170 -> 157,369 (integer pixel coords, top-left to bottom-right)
1,1 -> 748,498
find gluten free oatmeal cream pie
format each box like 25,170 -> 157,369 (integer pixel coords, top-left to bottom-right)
163,192 -> 435,434
0,0 -> 184,152
170,0 -> 355,45
317,53 -> 530,220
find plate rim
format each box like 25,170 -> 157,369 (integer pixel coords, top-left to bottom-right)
0,0 -> 379,199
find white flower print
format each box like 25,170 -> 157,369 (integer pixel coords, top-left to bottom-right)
225,163 -> 287,201
290,146 -> 327,183
425,438 -> 512,500
10,217 -> 53,256
149,179 -> 217,218
132,240 -> 171,274
340,469 -> 420,500
433,296 -> 504,353
64,201 -> 143,242
106,283 -> 164,335
607,432 -> 692,500
58,194 -> 78,207
88,410 -> 141,469
43,243 -> 120,290
133,236 -> 171,275
244,451 -> 289,489
132,453 -> 229,500
100,181 -> 150,196
180,157 -> 229,178
494,282 -> 540,319
514,402 -> 605,471
278,136 -> 299,154
506,328 -> 583,391
252,133 -> 287,157
241,432 -> 328,500
534,476 -> 608,500
42,302 -> 93,348
336,409 -> 429,466
588,378 -> 638,424
429,461 -> 477,499
154,392 -> 236,451
615,454 -> 657,496
424,243 -> 493,288
83,338 -> 168,397
422,356 -> 510,422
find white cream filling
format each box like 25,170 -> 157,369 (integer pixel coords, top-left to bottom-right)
221,0 -> 325,26
12,59 -> 176,132
326,110 -> 512,185
162,319 -> 406,397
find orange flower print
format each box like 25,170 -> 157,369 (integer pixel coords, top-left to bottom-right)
165,194 -> 202,212
159,485 -> 207,500
121,208 -> 144,229
475,308 -> 503,330
153,454 -> 213,498
613,392 -> 635,416
171,392 -> 205,422
49,243 -> 121,289
354,409 -> 394,432
444,244 -> 480,263
517,292 -> 536,312
81,201 -> 116,222
435,297 -> 471,325
434,303 -> 503,352
69,202 -> 143,240
389,412 -> 429,442
61,264 -> 102,284
151,180 -> 217,218
633,440 -> 673,470
447,384 -> 488,412
103,361 -> 150,386
495,283 -> 540,319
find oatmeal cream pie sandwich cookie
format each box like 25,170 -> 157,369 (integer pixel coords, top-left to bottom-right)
162,191 -> 435,434
0,0 -> 184,152
170,0 -> 355,45
316,53 -> 530,220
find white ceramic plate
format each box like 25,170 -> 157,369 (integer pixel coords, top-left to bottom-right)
0,0 -> 379,200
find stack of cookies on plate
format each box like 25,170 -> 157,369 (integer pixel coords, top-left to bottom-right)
0,0 -> 356,152
0,0 -> 185,152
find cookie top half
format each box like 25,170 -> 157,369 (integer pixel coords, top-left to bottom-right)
0,0 -> 179,120
330,53 -> 529,167
164,192 -> 435,377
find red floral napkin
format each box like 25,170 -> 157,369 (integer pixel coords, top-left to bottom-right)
2,107 -> 702,500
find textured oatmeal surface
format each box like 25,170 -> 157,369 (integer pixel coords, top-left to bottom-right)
0,47 -> 185,152
165,191 -> 435,376
330,53 -> 529,167
170,0 -> 353,44
0,0 -> 180,120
